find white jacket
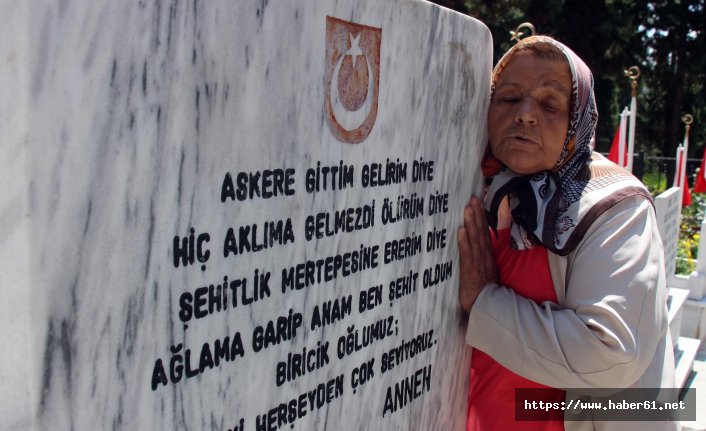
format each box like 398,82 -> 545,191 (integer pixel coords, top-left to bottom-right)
466,196 -> 678,431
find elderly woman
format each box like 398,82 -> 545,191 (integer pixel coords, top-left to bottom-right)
458,36 -> 676,430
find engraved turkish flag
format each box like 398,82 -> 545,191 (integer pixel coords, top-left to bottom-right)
324,16 -> 381,144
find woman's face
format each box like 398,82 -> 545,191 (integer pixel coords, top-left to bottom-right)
488,51 -> 572,175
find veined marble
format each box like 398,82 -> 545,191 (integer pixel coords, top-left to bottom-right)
0,1 -> 491,429
655,187 -> 681,279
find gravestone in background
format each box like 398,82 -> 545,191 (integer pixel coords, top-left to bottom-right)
0,1 -> 491,430
655,187 -> 683,279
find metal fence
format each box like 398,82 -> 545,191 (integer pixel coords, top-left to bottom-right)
600,152 -> 702,186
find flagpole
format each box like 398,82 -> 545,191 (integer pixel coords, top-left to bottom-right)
624,66 -> 640,173
682,114 -> 693,185
692,114 -> 706,193
683,114 -> 693,142
618,108 -> 628,168
509,22 -> 536,42
675,145 -> 684,188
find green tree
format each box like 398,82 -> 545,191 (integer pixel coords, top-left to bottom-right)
636,0 -> 706,181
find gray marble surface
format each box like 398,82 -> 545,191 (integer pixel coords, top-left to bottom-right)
0,1 -> 491,429
655,187 -> 681,279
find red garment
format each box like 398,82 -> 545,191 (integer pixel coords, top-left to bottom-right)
467,228 -> 565,431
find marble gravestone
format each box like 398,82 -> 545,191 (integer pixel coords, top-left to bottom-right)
655,187 -> 683,279
0,1 -> 491,430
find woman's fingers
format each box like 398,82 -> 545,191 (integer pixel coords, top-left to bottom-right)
470,198 -> 496,281
471,197 -> 491,250
465,205 -> 482,267
458,196 -> 498,312
457,227 -> 472,311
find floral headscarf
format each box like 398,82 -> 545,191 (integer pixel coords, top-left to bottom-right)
484,36 -> 651,256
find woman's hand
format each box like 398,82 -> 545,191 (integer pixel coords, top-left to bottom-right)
458,196 -> 498,312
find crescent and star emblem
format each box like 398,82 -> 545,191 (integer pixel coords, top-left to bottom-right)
324,17 -> 381,144
330,33 -> 375,131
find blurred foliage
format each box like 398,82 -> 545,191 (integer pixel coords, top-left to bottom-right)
430,0 -> 706,183
676,237 -> 696,275
677,192 -> 706,274
642,171 -> 668,196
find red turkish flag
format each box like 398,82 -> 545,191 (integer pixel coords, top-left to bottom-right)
693,148 -> 706,193
683,173 -> 692,207
608,125 -> 627,167
675,149 -> 692,207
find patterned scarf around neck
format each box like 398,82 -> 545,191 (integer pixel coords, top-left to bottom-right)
484,36 -> 651,256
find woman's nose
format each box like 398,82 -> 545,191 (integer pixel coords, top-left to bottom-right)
513,97 -> 538,125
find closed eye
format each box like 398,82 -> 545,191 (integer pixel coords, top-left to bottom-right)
542,103 -> 558,112
495,96 -> 520,103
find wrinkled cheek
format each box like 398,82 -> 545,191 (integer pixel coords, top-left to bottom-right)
488,137 -> 503,158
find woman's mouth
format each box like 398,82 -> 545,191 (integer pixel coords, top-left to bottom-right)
509,135 -> 536,144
